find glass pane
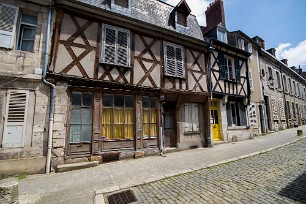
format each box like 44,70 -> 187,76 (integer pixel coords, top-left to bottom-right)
21,14 -> 37,25
81,125 -> 92,142
20,40 -> 34,52
22,27 -> 36,39
150,124 -> 158,137
102,108 -> 113,124
72,92 -> 82,106
114,108 -> 124,124
142,97 -> 150,108
70,108 -> 81,124
125,125 -> 134,139
143,110 -> 150,123
150,97 -> 157,108
214,110 -> 218,124
83,93 -> 92,106
125,109 -> 134,124
114,95 -> 124,107
164,113 -> 173,129
102,125 -> 112,140
143,124 -> 150,138
114,124 -> 124,139
125,95 -> 134,107
151,109 -> 157,123
70,125 -> 81,143
103,94 -> 113,107
82,108 -> 92,124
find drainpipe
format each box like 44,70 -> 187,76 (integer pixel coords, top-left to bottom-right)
206,39 -> 214,148
43,0 -> 56,174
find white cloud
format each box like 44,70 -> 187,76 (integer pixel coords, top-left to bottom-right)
163,0 -> 213,26
276,40 -> 306,71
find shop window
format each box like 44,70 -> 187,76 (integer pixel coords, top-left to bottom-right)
69,92 -> 93,143
226,101 -> 247,126
142,97 -> 158,139
102,94 -> 134,140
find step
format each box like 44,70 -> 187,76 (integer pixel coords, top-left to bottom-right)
56,161 -> 99,173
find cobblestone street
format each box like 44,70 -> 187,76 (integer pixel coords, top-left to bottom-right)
131,138 -> 306,204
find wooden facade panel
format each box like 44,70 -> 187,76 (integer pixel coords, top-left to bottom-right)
102,140 -> 134,150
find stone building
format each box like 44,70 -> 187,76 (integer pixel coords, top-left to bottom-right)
0,0 -> 51,176
47,0 -> 211,170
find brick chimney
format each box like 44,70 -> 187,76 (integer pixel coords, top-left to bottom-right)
252,36 -> 265,49
281,59 -> 288,65
267,48 -> 276,57
205,0 -> 226,33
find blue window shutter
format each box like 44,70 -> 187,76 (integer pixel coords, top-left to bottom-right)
235,59 -> 241,83
218,53 -> 226,80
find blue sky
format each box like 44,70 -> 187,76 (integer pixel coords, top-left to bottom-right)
162,0 -> 306,71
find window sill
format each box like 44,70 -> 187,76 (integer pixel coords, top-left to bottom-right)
184,131 -> 200,135
164,74 -> 186,80
100,62 -> 131,69
228,125 -> 249,130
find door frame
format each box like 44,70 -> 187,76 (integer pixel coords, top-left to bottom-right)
211,98 -> 221,141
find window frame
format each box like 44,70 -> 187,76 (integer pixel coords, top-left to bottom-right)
164,41 -> 185,78
217,29 -> 227,43
17,13 -> 37,52
101,24 -> 131,67
142,96 -> 158,139
229,102 -> 239,126
225,56 -> 235,81
184,103 -> 200,133
276,71 -> 281,89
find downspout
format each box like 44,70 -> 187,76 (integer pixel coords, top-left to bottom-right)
206,38 -> 214,147
279,65 -> 289,129
43,0 -> 56,174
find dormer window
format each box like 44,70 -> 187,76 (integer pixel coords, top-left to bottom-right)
111,0 -> 131,15
175,0 -> 191,34
217,29 -> 227,43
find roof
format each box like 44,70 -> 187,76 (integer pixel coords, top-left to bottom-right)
72,0 -> 204,40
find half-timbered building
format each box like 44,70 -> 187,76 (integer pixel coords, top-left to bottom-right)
203,0 -> 251,143
48,0 -> 211,168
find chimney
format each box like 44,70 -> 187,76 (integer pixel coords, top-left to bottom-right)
252,36 -> 265,49
298,65 -> 303,75
291,66 -> 297,72
281,59 -> 288,65
205,0 -> 226,33
267,48 -> 276,57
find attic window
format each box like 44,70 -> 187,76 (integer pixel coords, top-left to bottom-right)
111,0 -> 131,14
177,10 -> 187,27
114,0 -> 128,8
175,0 -> 190,34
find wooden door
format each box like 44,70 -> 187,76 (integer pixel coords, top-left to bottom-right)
163,102 -> 176,147
211,99 -> 221,141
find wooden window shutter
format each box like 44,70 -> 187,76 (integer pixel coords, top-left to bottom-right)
0,3 -> 19,49
103,27 -> 116,64
235,59 -> 241,83
226,102 -> 232,126
218,53 -> 226,80
238,101 -> 247,126
3,90 -> 29,147
165,44 -> 176,77
176,47 -> 184,78
248,70 -> 253,91
117,30 -> 129,66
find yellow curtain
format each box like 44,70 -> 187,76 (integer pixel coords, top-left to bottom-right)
114,108 -> 124,139
143,109 -> 150,123
125,109 -> 134,139
151,124 -> 157,137
102,108 -> 113,139
151,110 -> 157,123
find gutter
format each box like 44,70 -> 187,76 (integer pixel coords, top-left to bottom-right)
43,0 -> 56,174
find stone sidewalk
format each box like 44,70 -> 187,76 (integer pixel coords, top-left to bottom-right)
17,125 -> 306,204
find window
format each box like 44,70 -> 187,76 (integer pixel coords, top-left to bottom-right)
225,57 -> 235,81
184,103 -> 199,132
283,75 -> 287,92
248,43 -> 252,54
288,78 -> 292,94
286,101 -> 291,119
17,13 -> 37,52
102,94 -> 134,140
276,71 -> 281,89
69,92 -> 93,143
177,10 -> 187,27
292,102 -> 296,118
239,39 -> 245,50
142,97 -> 158,139
226,101 -> 247,126
111,0 -> 131,14
293,81 -> 296,95
297,83 -> 300,97
3,90 -> 29,147
101,24 -> 130,67
267,67 -> 274,86
164,42 -> 184,78
0,3 -> 19,49
217,29 -> 227,43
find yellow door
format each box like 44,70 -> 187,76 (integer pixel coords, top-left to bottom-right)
211,99 -> 221,141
